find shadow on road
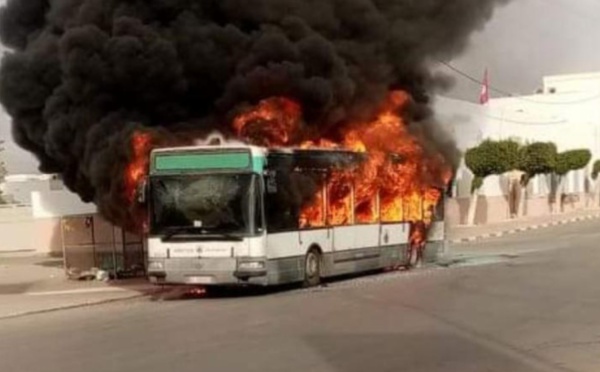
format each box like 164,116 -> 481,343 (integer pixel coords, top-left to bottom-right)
145,267 -> 416,301
147,282 -> 310,301
34,259 -> 64,268
0,282 -> 37,295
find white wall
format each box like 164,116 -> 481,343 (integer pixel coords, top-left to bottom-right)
435,72 -> 600,199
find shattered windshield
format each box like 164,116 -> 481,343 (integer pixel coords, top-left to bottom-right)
150,174 -> 261,236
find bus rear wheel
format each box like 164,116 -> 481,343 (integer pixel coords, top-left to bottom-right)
304,249 -> 322,287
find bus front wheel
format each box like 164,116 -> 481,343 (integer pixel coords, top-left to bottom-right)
304,249 -> 322,287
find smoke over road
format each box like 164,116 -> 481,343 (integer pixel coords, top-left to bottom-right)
0,0 -> 509,228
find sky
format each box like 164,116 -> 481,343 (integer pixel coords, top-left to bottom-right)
1,0 -> 600,174
448,0 -> 600,101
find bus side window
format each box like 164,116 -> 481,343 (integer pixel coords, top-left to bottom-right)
326,173 -> 353,226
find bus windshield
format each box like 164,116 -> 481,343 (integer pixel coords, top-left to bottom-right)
150,174 -> 261,237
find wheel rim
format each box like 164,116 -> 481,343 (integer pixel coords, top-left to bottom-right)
306,253 -> 318,278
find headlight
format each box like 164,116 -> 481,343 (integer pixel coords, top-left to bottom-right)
238,261 -> 266,270
148,261 -> 165,271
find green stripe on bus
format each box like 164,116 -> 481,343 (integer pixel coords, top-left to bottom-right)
154,153 -> 251,172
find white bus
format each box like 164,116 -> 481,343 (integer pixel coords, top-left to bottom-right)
140,145 -> 446,287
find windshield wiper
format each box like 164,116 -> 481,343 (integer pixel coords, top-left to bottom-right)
194,228 -> 245,241
207,232 -> 243,241
162,226 -> 244,242
163,226 -> 207,241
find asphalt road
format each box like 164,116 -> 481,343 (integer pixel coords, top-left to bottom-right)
2,220 -> 600,372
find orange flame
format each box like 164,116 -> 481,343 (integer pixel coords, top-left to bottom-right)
125,131 -> 153,204
234,91 -> 452,246
299,187 -> 326,228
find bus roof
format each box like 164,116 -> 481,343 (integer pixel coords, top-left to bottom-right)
151,145 -> 369,159
151,145 -> 365,157
151,144 -> 266,156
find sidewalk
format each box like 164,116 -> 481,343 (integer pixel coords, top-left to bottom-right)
447,208 -> 600,243
0,254 -> 158,320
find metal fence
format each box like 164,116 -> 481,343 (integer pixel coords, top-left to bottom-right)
61,215 -> 145,279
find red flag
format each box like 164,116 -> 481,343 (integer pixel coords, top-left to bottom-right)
479,69 -> 490,105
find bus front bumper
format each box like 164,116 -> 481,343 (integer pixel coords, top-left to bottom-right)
147,258 -> 268,286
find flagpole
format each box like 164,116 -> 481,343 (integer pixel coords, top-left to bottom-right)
479,68 -> 489,106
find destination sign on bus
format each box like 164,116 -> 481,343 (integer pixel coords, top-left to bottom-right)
151,151 -> 252,174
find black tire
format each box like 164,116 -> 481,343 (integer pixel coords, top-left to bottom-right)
303,249 -> 322,287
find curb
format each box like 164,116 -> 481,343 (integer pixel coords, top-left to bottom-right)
0,292 -> 149,321
449,213 -> 600,244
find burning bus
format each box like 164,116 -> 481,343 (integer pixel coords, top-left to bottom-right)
140,144 -> 446,287
0,0 -> 509,286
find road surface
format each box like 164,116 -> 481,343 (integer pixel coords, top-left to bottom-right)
2,220 -> 600,372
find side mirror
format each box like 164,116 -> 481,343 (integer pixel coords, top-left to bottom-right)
136,178 -> 148,205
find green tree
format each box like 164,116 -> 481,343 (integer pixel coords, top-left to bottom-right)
553,149 -> 592,212
592,160 -> 600,208
518,142 -> 557,183
516,142 -> 557,216
464,139 -> 521,225
592,160 -> 600,181
465,139 -> 520,191
555,150 -> 592,176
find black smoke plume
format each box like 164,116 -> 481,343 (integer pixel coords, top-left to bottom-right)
0,0 -> 509,228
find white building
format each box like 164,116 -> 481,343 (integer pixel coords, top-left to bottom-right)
434,71 -> 600,224
0,173 -> 101,254
1,174 -> 62,205
0,173 -> 97,215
